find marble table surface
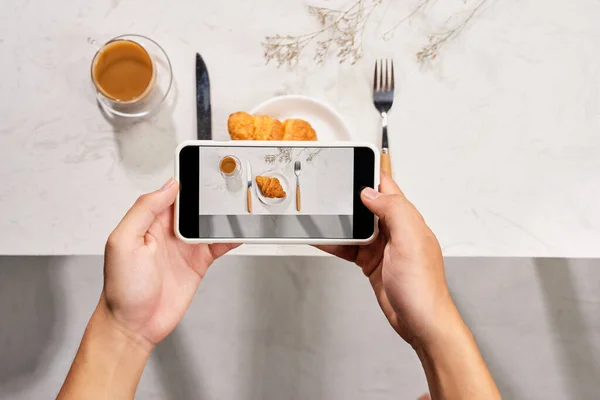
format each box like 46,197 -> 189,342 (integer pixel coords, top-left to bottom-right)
1,0 -> 599,257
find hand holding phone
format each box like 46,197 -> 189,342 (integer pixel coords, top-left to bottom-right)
175,141 -> 379,245
103,179 -> 237,345
319,174 -> 454,345
321,174 -> 501,400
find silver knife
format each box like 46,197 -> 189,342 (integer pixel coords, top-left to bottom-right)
246,161 -> 252,213
196,53 -> 211,140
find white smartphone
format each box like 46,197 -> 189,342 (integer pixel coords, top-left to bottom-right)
175,141 -> 380,245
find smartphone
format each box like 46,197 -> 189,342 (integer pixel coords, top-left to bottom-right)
175,141 -> 379,245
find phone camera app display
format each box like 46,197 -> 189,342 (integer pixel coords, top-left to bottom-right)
197,146 -> 355,239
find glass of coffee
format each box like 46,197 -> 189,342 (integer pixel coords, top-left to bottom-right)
90,34 -> 173,118
91,39 -> 156,104
219,155 -> 242,191
219,156 -> 241,178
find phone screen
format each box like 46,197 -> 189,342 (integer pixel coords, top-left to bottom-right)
178,144 -> 375,241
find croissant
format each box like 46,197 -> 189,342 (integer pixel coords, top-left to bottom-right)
282,118 -> 317,141
254,115 -> 284,141
228,112 -> 283,141
227,112 -> 255,140
256,176 -> 286,198
228,112 -> 316,141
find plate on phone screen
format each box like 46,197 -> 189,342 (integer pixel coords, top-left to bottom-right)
250,95 -> 352,142
255,171 -> 291,207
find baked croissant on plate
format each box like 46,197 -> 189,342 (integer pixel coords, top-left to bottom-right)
228,112 -> 317,141
256,176 -> 286,198
281,119 -> 317,141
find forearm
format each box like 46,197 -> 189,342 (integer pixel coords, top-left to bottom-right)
416,310 -> 501,400
57,298 -> 153,400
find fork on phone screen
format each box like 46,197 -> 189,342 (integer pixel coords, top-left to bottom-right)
294,161 -> 302,211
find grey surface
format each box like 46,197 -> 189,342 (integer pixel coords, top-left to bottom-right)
199,215 -> 353,238
1,256 -> 600,399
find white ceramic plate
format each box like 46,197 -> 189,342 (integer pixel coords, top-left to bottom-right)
255,171 -> 291,207
250,95 -> 352,142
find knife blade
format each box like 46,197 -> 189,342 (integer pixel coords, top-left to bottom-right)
196,53 -> 211,140
246,161 -> 252,188
246,161 -> 252,213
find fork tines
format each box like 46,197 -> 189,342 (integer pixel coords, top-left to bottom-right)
373,59 -> 395,92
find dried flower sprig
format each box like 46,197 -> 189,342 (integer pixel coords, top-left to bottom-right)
382,0 -> 435,41
263,0 -> 490,67
262,0 -> 382,67
264,148 -> 294,164
305,148 -> 323,163
416,0 -> 490,62
263,147 -> 323,164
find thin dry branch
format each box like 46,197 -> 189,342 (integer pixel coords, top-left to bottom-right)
262,0 -> 490,67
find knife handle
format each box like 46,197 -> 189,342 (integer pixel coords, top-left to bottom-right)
381,151 -> 392,177
296,185 -> 301,212
247,187 -> 252,213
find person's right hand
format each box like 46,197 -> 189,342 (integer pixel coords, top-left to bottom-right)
319,174 -> 461,349
322,174 -> 502,399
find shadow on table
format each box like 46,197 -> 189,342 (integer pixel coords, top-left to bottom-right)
534,258 -> 600,400
154,326 -> 209,400
297,216 -> 323,238
241,257 -> 329,399
449,278 -> 519,400
98,75 -> 179,179
227,215 -> 242,237
0,256 -> 65,396
339,215 -> 352,238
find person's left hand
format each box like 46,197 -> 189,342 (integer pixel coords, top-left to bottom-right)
101,178 -> 237,345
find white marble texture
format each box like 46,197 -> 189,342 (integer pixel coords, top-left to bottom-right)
199,147 -> 354,215
1,0 -> 600,256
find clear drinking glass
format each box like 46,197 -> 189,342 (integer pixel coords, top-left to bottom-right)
90,34 -> 173,118
219,155 -> 242,191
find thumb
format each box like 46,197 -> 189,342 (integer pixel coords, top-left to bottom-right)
116,178 -> 179,240
360,187 -> 405,235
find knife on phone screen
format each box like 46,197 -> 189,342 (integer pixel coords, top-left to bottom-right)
246,161 -> 252,213
196,53 -> 211,140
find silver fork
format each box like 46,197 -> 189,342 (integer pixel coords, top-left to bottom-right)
294,161 -> 301,212
373,59 -> 395,176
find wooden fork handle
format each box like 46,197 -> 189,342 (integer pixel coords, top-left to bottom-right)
381,151 -> 392,177
247,187 -> 252,213
296,185 -> 301,212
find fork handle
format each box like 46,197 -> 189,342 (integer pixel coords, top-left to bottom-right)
382,123 -> 389,149
381,116 -> 391,176
381,151 -> 392,177
296,185 -> 301,212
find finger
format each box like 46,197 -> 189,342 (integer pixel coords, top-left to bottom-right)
183,243 -> 241,278
379,172 -> 404,196
360,187 -> 405,235
362,184 -> 428,240
208,243 -> 241,259
355,235 -> 385,276
115,178 -> 179,242
316,175 -> 402,261
315,245 -> 359,263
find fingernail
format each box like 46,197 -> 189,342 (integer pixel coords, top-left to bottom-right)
361,187 -> 379,200
160,177 -> 175,191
